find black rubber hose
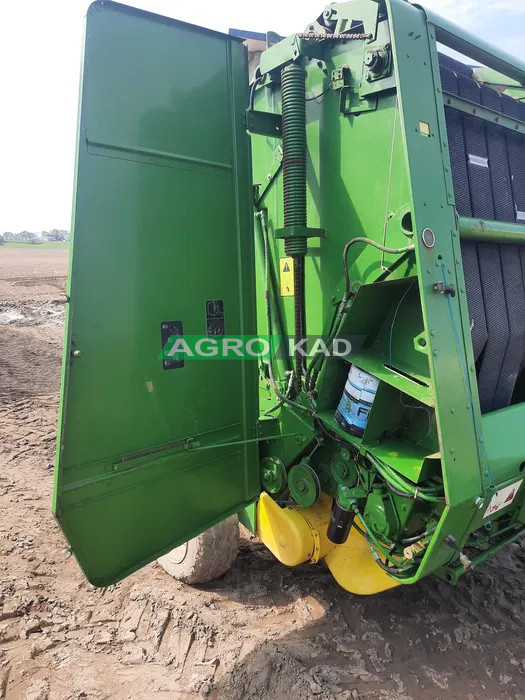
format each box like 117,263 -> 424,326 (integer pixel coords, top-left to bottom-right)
384,480 -> 418,500
351,522 -> 416,575
401,531 -> 427,545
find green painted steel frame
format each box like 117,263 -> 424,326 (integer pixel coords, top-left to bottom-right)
459,217 -> 525,244
377,0 -> 486,583
382,0 -> 525,583
414,4 -> 525,85
443,92 -> 525,136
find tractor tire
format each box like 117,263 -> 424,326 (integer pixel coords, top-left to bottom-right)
157,516 -> 239,584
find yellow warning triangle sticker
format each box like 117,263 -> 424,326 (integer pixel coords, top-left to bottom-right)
280,257 -> 294,297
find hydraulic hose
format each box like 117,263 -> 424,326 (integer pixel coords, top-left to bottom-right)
343,237 -> 415,298
352,512 -> 416,573
264,371 -> 295,416
256,209 -> 311,415
368,454 -> 444,503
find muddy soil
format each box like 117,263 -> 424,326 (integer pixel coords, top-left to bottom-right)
1,247 -> 525,700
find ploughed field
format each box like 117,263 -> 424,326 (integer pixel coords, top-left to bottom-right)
1,246 -> 525,700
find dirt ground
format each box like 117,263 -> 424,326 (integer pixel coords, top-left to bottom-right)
1,247 -> 525,700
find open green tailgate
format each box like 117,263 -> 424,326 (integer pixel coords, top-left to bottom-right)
53,1 -> 258,586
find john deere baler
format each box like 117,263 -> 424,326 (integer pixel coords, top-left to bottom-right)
54,0 -> 525,593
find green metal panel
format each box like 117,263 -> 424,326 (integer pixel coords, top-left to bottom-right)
53,1 -> 257,586
482,405 -> 525,485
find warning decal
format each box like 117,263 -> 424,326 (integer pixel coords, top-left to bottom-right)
483,479 -> 523,519
280,257 -> 294,297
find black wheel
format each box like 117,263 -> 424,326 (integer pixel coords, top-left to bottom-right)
157,516 -> 239,584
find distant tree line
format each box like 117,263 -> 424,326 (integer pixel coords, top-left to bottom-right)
0,229 -> 70,243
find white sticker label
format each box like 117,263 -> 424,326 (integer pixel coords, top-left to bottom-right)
483,479 -> 523,519
468,154 -> 489,168
516,210 -> 525,222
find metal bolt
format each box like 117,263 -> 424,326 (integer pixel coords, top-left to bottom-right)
474,497 -> 484,509
72,350 -> 81,357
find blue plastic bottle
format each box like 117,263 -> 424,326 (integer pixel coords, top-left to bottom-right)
334,365 -> 379,437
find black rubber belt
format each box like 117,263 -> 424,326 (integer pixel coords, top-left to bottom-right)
459,74 -> 511,414
482,85 -> 525,410
502,94 -> 525,376
440,66 -> 488,365
439,54 -> 525,412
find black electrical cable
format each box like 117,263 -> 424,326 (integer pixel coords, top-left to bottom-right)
314,417 -> 350,447
305,85 -> 331,101
249,76 -> 263,111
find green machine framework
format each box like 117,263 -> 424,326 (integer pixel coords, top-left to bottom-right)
54,0 -> 525,594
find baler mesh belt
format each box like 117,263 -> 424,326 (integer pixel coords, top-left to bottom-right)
438,54 -> 525,412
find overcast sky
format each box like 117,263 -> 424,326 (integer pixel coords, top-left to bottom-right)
0,0 -> 524,232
